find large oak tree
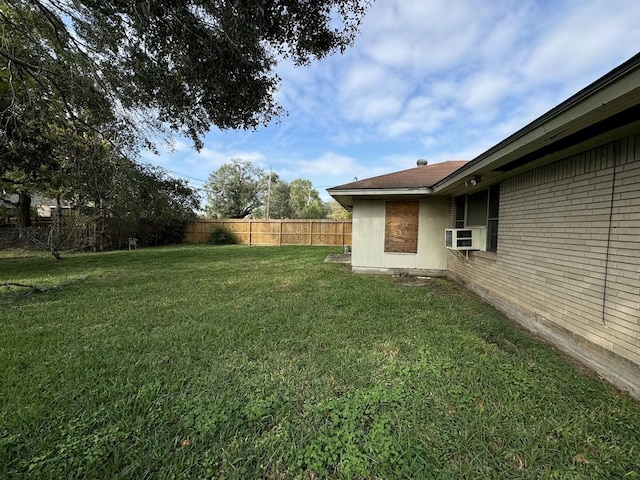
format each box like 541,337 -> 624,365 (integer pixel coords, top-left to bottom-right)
1,0 -> 369,227
205,159 -> 267,218
1,0 -> 370,148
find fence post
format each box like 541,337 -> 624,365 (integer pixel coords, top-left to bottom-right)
279,221 -> 283,246
248,220 -> 252,246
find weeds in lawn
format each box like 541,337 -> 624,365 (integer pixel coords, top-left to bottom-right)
1,245 -> 639,479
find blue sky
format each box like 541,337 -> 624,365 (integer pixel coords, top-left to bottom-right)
141,0 -> 640,201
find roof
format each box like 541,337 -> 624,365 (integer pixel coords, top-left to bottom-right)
328,160 -> 468,208
330,160 -> 468,191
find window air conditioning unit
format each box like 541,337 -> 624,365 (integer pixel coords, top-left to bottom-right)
445,228 -> 486,251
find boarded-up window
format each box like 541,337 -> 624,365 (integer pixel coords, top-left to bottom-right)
384,201 -> 419,253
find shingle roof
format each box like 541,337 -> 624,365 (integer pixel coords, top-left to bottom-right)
329,160 -> 468,191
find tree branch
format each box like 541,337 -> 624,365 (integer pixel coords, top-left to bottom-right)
0,49 -> 50,76
2,275 -> 88,295
2,282 -> 48,293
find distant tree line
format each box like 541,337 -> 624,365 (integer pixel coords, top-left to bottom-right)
204,159 -> 351,220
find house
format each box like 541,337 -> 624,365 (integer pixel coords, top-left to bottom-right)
0,194 -> 72,225
328,53 -> 640,397
329,160 -> 467,274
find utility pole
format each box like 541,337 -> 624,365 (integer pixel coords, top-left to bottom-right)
266,166 -> 272,219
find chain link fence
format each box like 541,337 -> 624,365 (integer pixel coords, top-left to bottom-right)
0,217 -> 98,254
1,214 -> 189,254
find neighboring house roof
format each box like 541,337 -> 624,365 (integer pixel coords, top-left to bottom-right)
1,194 -> 60,205
1,194 -> 71,210
328,160 -> 468,208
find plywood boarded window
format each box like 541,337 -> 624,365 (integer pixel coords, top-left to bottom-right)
384,201 -> 419,253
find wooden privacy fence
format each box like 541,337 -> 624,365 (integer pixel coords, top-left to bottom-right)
184,219 -> 352,246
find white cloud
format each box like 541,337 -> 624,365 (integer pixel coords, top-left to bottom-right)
512,1 -> 640,101
475,8 -> 531,63
384,95 -> 457,138
338,63 -> 407,123
285,152 -> 360,179
187,147 -> 266,170
461,72 -> 514,111
360,0 -> 484,71
144,0 -> 640,193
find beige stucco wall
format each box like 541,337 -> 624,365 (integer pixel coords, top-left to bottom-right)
352,197 -> 449,274
448,132 -> 640,396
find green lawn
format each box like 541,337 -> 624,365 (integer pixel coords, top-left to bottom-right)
1,245 -> 639,479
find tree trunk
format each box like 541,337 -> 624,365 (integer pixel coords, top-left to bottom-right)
55,196 -> 64,226
16,192 -> 32,227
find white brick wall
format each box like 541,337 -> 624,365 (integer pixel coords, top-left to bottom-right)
448,133 -> 640,389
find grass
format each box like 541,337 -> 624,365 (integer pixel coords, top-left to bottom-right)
1,245 -> 639,479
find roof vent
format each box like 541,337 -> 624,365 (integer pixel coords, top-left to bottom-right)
416,159 -> 428,166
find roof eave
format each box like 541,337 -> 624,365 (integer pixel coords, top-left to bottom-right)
327,187 -> 433,196
327,187 -> 434,209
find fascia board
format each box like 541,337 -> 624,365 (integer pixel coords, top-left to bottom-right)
327,188 -> 433,196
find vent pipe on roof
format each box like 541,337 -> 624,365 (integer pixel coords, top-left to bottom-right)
416,159 -> 428,166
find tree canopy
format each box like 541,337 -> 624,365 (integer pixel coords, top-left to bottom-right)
327,199 -> 352,219
289,178 -> 329,219
1,0 -> 370,148
60,141 -> 200,249
205,159 -> 268,218
264,177 -> 292,219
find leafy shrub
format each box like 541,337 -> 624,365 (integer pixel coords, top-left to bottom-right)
209,225 -> 236,245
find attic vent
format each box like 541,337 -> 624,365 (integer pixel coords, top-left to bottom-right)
416,159 -> 428,166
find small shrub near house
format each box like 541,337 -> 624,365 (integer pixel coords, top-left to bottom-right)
209,225 -> 236,245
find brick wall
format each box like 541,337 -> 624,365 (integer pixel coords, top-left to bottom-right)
448,133 -> 640,394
